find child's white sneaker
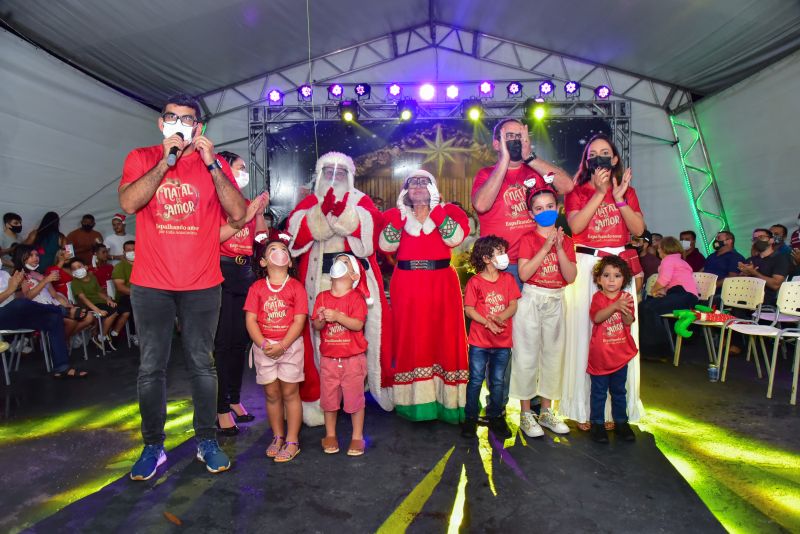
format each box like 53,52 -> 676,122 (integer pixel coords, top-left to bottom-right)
520,411 -> 544,438
538,409 -> 570,434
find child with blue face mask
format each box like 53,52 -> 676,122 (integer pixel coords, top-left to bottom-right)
510,181 -> 578,438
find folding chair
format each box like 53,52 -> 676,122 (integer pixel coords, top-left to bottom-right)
673,276 -> 765,367
106,280 -> 132,348
667,272 -> 719,365
719,282 -> 800,403
67,282 -> 104,356
0,329 -> 52,385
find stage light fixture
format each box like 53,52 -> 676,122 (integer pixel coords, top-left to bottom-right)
595,85 -> 611,99
354,83 -> 371,100
524,98 -> 547,121
506,82 -> 523,97
446,85 -> 460,100
538,80 -> 554,99
267,89 -> 284,106
339,100 -> 359,123
328,83 -> 344,100
462,98 -> 483,121
298,84 -> 313,102
397,98 -> 418,122
419,83 -> 436,101
387,83 -> 403,100
478,81 -> 495,98
564,81 -> 580,98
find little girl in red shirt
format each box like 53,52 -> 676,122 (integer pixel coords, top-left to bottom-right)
588,255 -> 638,444
244,232 -> 307,463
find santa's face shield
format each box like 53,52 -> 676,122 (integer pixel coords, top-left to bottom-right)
316,164 -> 350,200
403,175 -> 432,207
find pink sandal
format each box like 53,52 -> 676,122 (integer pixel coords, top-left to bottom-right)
265,435 -> 285,458
274,441 -> 301,463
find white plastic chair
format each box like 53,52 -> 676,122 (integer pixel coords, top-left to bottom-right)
0,329 -> 52,385
693,272 -> 718,306
719,281 -> 800,403
106,280 -> 132,348
673,276 -> 764,367
67,282 -> 104,357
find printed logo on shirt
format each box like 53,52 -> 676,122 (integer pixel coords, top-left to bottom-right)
603,312 -> 626,343
502,184 -> 528,221
324,322 -> 348,342
233,226 -> 250,240
592,202 -> 621,234
155,179 -> 200,223
540,250 -> 559,277
262,295 -> 288,323
484,290 -> 507,315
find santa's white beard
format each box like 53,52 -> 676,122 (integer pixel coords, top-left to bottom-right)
315,181 -> 350,201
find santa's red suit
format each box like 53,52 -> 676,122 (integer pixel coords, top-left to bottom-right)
287,152 -> 393,425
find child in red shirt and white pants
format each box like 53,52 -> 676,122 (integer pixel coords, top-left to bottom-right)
588,255 -> 638,444
312,254 -> 371,457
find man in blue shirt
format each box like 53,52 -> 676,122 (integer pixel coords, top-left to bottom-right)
703,231 -> 745,291
769,224 -> 792,256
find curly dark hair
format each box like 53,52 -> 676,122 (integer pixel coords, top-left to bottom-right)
469,235 -> 509,273
252,239 -> 298,280
592,255 -> 633,290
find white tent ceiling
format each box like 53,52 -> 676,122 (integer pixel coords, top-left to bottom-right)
2,0 -> 800,107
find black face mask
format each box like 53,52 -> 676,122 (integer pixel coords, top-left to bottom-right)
506,140 -> 523,162
9,225 -> 22,234
712,240 -> 725,250
753,240 -> 771,253
586,156 -> 613,173
81,224 -> 94,232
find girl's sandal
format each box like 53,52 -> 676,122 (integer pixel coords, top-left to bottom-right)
347,439 -> 365,457
265,435 -> 285,458
321,436 -> 339,454
274,441 -> 300,463
577,422 -> 591,432
604,421 -> 616,431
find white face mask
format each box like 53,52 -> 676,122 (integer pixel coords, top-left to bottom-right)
492,253 -> 510,271
162,121 -> 193,144
680,240 -> 692,250
235,170 -> 250,190
330,260 -> 349,279
125,251 -> 135,262
72,268 -> 87,279
24,263 -> 38,271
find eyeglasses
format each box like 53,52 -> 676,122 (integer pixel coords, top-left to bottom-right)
322,168 -> 348,179
407,177 -> 431,187
504,133 -> 523,141
161,112 -> 198,127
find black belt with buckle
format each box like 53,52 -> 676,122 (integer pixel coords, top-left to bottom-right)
397,259 -> 451,271
221,255 -> 251,266
575,246 -> 611,257
321,252 -> 370,273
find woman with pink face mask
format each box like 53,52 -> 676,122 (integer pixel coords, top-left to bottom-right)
214,151 -> 270,435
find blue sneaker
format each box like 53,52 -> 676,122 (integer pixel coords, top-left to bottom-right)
130,444 -> 166,481
196,439 -> 231,473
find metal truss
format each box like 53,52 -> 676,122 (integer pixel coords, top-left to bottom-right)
248,98 -> 630,197
669,105 -> 729,254
201,22 -> 691,123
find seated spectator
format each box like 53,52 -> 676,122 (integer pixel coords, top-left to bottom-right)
68,258 -> 129,350
0,269 -> 88,378
790,213 -> 800,250
91,243 -> 114,287
703,231 -> 745,290
738,228 -> 790,306
14,244 -> 94,339
770,224 -> 791,256
650,233 -> 663,251
2,212 -> 33,273
636,230 -> 661,282
66,214 -> 103,265
45,248 -> 73,298
679,230 -> 705,272
639,237 -> 699,351
111,240 -> 137,346
104,214 -> 132,265
29,211 -> 66,274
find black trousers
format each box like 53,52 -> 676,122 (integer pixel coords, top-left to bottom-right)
215,261 -> 255,413
639,286 -> 698,347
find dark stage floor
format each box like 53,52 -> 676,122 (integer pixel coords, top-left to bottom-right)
1,334 -> 798,533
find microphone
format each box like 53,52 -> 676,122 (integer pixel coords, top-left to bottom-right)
166,132 -> 184,167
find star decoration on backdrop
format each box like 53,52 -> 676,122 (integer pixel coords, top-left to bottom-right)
407,124 -> 475,176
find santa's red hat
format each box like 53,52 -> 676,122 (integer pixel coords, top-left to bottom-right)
340,254 -> 373,306
111,213 -> 126,222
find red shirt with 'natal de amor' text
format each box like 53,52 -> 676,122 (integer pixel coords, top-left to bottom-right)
244,277 -> 308,341
120,146 -> 237,290
565,184 -> 641,248
587,291 -> 638,375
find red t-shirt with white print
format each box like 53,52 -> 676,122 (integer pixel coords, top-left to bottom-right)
587,291 -> 638,375
120,146 -> 238,290
517,230 -> 577,289
464,271 -> 521,348
312,289 -> 368,358
471,165 -> 543,262
243,277 -> 308,341
565,184 -> 641,248
220,199 -> 257,258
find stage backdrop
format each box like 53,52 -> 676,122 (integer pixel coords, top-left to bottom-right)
263,117 -> 611,223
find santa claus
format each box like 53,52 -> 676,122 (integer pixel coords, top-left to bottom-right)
287,151 -> 393,425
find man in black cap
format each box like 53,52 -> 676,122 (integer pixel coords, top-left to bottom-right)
632,230 -> 660,282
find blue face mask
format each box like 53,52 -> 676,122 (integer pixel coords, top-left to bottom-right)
533,209 -> 558,227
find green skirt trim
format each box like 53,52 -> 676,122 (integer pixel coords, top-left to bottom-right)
395,402 -> 465,425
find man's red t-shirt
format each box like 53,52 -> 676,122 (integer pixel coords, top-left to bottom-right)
517,231 -> 577,289
464,271 -> 521,348
471,165 -> 543,262
587,291 -> 638,375
120,147 -> 237,290
91,263 -> 114,289
565,184 -> 641,248
220,199 -> 257,258
243,277 -> 308,341
312,289 -> 368,358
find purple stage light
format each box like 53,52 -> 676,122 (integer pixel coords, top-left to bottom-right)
595,85 -> 611,99
354,83 -> 371,99
564,81 -> 580,95
298,85 -> 313,101
267,89 -> 284,105
419,83 -> 436,101
479,81 -> 494,96
506,82 -> 522,96
539,81 -> 554,96
387,83 -> 402,98
446,85 -> 459,100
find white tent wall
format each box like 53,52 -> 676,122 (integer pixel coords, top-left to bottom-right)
695,48 -> 800,250
205,48 -> 695,235
0,29 -> 157,241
